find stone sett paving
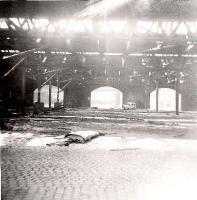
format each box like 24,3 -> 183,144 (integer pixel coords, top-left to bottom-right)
2,146 -> 197,200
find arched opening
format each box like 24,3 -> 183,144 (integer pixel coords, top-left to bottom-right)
150,88 -> 181,111
91,86 -> 123,109
33,85 -> 64,108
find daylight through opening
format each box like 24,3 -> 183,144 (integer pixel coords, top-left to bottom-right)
150,88 -> 181,111
91,87 -> 123,109
33,85 -> 64,108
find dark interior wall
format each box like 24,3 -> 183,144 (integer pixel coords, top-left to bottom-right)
3,74 -> 197,111
64,83 -> 90,108
181,79 -> 197,111
25,80 -> 36,106
123,84 -> 146,108
1,60 -> 37,115
63,80 -> 147,109
1,68 -> 22,108
64,79 -> 197,111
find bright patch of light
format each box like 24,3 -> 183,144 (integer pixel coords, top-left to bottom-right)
172,21 -> 178,30
195,22 -> 197,30
74,0 -> 133,18
10,25 -> 16,30
150,88 -> 181,111
83,19 -> 93,32
0,19 -> 8,29
151,21 -> 160,33
99,21 -> 111,33
48,24 -> 55,32
122,57 -> 125,67
62,56 -> 67,63
23,22 -> 29,30
187,22 -> 196,33
32,19 -> 40,28
19,18 -> 25,25
187,44 -> 194,51
67,39 -> 70,45
162,22 -> 172,35
1,17 -> 197,36
34,85 -> 64,108
80,56 -> 86,63
39,18 -> 49,27
65,20 -> 89,32
34,50 -> 45,54
42,56 -> 47,63
51,51 -> 72,55
50,51 -> 72,55
104,52 -> 123,56
10,18 -> 20,27
33,18 -> 49,29
73,20 -> 85,32
1,49 -> 19,53
91,87 -> 123,109
9,50 -> 17,53
108,20 -> 127,33
135,21 -> 153,33
83,52 -> 100,55
57,19 -> 66,31
126,41 -> 130,49
36,38 -> 41,43
128,53 -> 145,56
180,72 -> 184,78
66,20 -> 76,32
176,22 -> 188,35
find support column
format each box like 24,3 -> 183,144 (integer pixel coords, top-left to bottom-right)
21,68 -> 26,102
54,74 -> 61,109
34,73 -> 44,114
156,80 -> 159,112
175,74 -> 180,115
63,87 -> 67,107
144,82 -> 148,110
57,75 -> 59,103
21,67 -> 26,114
49,80 -> 52,109
37,75 -> 41,103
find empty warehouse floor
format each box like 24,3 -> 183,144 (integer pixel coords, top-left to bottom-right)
1,109 -> 197,200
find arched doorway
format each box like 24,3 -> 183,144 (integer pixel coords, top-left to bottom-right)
33,85 -> 64,108
91,86 -> 123,109
150,88 -> 181,111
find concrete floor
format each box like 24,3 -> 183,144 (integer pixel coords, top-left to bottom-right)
1,110 -> 197,200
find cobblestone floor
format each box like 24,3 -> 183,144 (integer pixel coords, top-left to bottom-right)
1,110 -> 197,200
2,144 -> 197,200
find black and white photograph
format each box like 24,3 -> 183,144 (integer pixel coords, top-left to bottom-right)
0,0 -> 197,199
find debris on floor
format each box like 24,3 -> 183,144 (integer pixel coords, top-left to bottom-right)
66,130 -> 102,143
26,131 -> 103,147
1,110 -> 197,148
